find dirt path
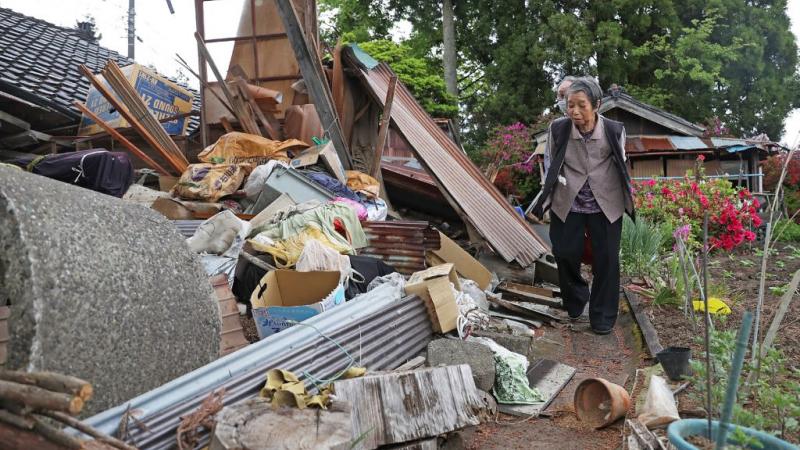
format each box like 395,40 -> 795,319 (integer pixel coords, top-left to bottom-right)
467,303 -> 644,449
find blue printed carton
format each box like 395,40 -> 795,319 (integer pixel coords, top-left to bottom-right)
249,270 -> 345,339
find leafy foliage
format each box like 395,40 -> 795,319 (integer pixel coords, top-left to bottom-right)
356,40 -> 458,118
687,326 -> 800,441
772,219 -> 800,243
478,122 -> 540,201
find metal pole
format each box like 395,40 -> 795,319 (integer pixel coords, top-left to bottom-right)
715,312 -> 754,449
702,212 -> 713,438
127,0 -> 135,59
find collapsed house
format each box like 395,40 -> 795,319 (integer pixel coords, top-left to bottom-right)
0,1 -> 572,449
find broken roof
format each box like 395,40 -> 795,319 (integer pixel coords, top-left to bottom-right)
0,7 -> 199,133
343,45 -> 550,267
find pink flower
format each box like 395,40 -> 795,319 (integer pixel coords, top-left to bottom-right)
697,154 -> 706,161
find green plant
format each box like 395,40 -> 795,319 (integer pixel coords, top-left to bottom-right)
772,218 -> 800,243
722,269 -> 735,279
688,326 -> 800,440
652,286 -> 682,307
775,260 -> 786,269
620,216 -> 670,279
740,259 -> 756,267
769,284 -> 789,296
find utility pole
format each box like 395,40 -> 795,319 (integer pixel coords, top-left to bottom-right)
127,0 -> 135,59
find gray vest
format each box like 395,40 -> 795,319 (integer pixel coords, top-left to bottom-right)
550,117 -> 625,223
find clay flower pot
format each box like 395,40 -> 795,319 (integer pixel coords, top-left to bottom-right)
574,377 -> 631,428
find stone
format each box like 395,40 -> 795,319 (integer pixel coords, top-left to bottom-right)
0,167 -> 220,416
471,330 -> 533,361
426,339 -> 495,391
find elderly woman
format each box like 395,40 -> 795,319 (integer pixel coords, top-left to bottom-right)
532,77 -> 634,334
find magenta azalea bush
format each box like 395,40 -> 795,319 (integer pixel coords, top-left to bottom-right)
481,122 -> 540,201
634,159 -> 761,251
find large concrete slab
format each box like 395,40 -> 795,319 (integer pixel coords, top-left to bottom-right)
0,167 -> 220,416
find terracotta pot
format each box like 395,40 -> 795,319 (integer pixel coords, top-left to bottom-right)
574,377 -> 631,429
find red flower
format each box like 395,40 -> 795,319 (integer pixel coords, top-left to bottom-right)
697,154 -> 706,161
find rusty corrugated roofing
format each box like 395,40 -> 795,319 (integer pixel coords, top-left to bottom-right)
360,221 -> 440,274
347,58 -> 550,267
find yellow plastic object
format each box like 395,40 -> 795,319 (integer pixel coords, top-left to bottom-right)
249,224 -> 351,268
198,132 -> 305,165
692,297 -> 731,315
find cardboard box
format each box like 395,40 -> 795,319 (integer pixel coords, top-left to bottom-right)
426,232 -> 492,290
249,270 -> 345,339
289,142 -> 347,184
405,264 -> 460,333
79,63 -> 194,136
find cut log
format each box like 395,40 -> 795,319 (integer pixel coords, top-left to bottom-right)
210,397 -> 354,450
333,365 -> 483,450
0,379 -> 83,415
0,370 -> 93,402
0,419 -> 69,450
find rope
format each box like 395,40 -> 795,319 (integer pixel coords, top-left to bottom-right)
286,320 -> 356,388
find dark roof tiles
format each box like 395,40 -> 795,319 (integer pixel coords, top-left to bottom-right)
0,6 -> 199,134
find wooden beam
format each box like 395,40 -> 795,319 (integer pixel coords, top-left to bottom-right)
194,0 -> 208,147
194,32 -> 261,136
0,110 -> 30,133
274,0 -> 352,169
332,41 -> 345,123
624,288 -> 664,358
203,32 -> 287,44
74,101 -> 171,176
78,65 -> 184,174
175,54 -> 237,117
229,65 -> 282,140
371,75 -> 397,179
219,117 -> 234,133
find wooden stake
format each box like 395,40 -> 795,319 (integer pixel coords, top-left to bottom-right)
0,380 -> 83,415
73,102 -> 171,176
38,410 -> 138,450
371,75 -> 397,179
219,117 -> 235,134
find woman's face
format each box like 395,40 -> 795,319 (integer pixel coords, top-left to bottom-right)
567,91 -> 596,128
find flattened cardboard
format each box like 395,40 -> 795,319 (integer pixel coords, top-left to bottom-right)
406,264 -> 460,333
250,270 -> 344,338
427,232 -> 492,290
289,142 -> 347,184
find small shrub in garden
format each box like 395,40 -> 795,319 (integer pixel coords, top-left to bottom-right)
773,218 -> 800,242
620,216 -> 670,279
634,159 -> 761,251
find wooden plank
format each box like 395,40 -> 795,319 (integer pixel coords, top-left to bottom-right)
759,268 -> 800,359
387,439 -> 438,450
332,41 -> 346,123
485,294 -> 566,323
624,288 -> 664,357
78,65 -> 184,174
496,359 -> 576,417
372,75 -> 397,178
487,311 -> 543,329
219,117 -> 235,133
627,419 -> 660,450
73,101 -> 171,176
0,110 -> 30,133
333,365 -> 483,450
394,356 -> 426,371
275,0 -> 352,169
498,282 -> 563,309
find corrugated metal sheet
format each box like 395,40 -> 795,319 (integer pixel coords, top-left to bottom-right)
347,58 -> 549,267
668,136 -> 708,150
711,137 -> 747,147
361,221 -> 440,274
666,158 -> 696,177
83,293 -> 433,449
173,220 -> 204,238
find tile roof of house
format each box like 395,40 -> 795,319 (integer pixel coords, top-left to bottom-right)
0,7 -> 199,133
600,90 -> 706,137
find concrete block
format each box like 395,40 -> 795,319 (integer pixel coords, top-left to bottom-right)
427,339 -> 495,391
0,167 -> 220,416
471,330 -> 533,360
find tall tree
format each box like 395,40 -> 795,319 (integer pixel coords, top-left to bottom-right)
441,0 -> 458,99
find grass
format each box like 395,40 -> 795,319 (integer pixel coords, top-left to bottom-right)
772,218 -> 800,243
620,216 -> 670,279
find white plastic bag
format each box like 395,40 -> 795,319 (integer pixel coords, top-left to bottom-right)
637,375 -> 680,429
242,160 -> 288,200
186,210 -> 251,258
296,239 -> 352,283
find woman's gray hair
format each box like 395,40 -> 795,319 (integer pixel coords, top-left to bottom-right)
565,77 -> 603,109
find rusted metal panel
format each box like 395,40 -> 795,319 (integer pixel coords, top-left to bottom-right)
360,221 -> 440,274
83,294 -> 433,450
346,57 -> 549,267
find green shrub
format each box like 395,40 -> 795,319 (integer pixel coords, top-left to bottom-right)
773,218 -> 800,242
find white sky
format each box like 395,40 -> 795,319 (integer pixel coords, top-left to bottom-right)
1,0 -> 799,144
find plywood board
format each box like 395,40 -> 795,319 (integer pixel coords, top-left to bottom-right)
333,365 -> 483,450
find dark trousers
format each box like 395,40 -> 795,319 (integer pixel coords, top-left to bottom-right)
550,212 -> 623,330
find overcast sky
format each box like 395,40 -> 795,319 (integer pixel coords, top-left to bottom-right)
1,0 -> 799,144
